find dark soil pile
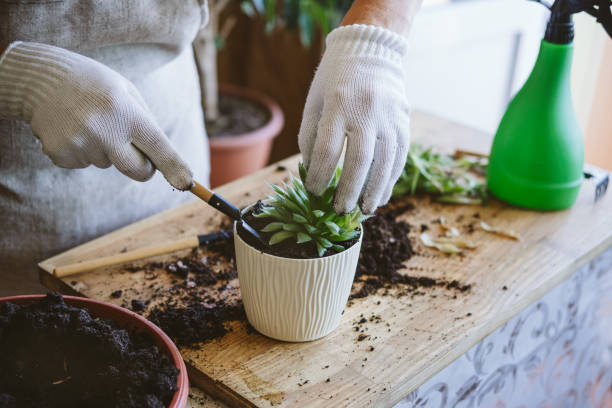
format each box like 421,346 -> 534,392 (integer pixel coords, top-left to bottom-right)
238,201 -> 359,259
351,201 -> 471,299
141,239 -> 245,349
0,293 -> 179,408
205,93 -> 270,138
149,300 -> 244,349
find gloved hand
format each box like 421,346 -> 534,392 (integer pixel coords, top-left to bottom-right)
298,25 -> 410,214
0,42 -> 193,190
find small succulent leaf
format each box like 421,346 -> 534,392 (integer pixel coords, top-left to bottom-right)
269,231 -> 294,245
296,232 -> 312,243
324,221 -> 340,234
312,210 -> 325,218
304,224 -> 317,234
282,223 -> 302,232
293,213 -> 309,223
316,237 -> 333,248
298,163 -> 307,182
331,244 -> 345,252
316,242 -> 325,257
321,188 -> 334,205
283,198 -> 305,216
261,222 -> 284,232
321,212 -> 336,223
270,183 -> 288,197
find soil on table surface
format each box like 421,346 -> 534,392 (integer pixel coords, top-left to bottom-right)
351,200 -> 471,299
237,200 -> 359,259
117,197 -> 472,349
205,93 -> 270,138
0,293 -> 179,408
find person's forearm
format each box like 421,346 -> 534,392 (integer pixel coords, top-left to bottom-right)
341,0 -> 422,37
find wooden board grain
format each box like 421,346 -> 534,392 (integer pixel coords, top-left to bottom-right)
38,112 -> 612,408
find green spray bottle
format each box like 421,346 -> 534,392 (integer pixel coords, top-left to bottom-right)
487,0 -> 612,210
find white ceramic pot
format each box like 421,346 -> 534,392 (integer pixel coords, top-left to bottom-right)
234,222 -> 362,342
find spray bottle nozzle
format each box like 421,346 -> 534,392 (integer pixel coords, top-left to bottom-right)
529,0 -> 612,43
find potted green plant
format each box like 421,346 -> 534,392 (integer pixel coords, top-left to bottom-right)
234,164 -> 365,341
193,0 -> 352,186
193,0 -> 283,187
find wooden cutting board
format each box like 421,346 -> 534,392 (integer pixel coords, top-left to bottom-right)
38,112 -> 612,408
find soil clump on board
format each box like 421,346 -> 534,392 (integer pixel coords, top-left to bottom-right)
0,293 -> 179,408
237,201 -> 359,259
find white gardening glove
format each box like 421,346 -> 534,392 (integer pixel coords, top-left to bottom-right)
298,25 -> 410,214
0,42 -> 193,190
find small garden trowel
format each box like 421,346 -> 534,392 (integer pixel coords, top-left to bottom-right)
190,181 -> 267,247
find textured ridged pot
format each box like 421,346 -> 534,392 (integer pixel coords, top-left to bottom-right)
234,219 -> 362,342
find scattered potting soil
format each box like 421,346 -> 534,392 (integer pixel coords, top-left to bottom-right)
110,289 -> 123,298
205,93 -> 270,138
126,198 -> 471,349
0,293 -> 179,408
127,238 -> 246,349
351,201 -> 471,299
238,201 -> 359,259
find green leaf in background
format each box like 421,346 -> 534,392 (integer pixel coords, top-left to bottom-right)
298,9 -> 313,47
252,0 -> 265,13
264,0 -> 277,33
392,143 -> 489,205
240,2 -> 256,17
240,0 -> 353,47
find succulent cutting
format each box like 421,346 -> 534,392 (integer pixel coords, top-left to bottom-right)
392,143 -> 488,204
255,164 -> 367,257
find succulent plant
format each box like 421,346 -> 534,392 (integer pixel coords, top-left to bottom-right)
392,143 -> 488,204
256,164 -> 366,257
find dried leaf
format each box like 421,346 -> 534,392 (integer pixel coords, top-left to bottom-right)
420,232 -> 462,254
434,236 -> 477,249
480,221 -> 521,241
52,376 -> 72,385
439,217 -> 461,237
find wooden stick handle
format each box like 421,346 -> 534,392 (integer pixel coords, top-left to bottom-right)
190,180 -> 214,202
190,180 -> 241,220
53,236 -> 200,278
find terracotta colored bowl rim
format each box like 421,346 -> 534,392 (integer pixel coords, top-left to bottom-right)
0,294 -> 189,408
209,83 -> 284,150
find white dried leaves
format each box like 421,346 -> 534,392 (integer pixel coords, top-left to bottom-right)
419,217 -> 521,254
479,221 -> 521,241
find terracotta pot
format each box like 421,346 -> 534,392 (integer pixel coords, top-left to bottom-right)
208,84 -> 284,187
0,295 -> 189,408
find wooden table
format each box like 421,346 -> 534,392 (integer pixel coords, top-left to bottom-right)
39,112 -> 612,407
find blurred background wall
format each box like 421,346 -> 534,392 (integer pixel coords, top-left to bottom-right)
212,0 -> 611,171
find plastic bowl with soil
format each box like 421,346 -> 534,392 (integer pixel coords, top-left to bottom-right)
235,201 -> 362,342
0,293 -> 188,408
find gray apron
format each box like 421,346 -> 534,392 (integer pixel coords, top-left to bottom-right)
0,0 -> 210,295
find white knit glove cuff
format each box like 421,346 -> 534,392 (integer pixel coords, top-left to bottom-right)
325,24 -> 408,64
0,42 -> 86,122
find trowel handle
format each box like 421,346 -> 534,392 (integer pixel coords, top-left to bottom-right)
190,181 -> 241,220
